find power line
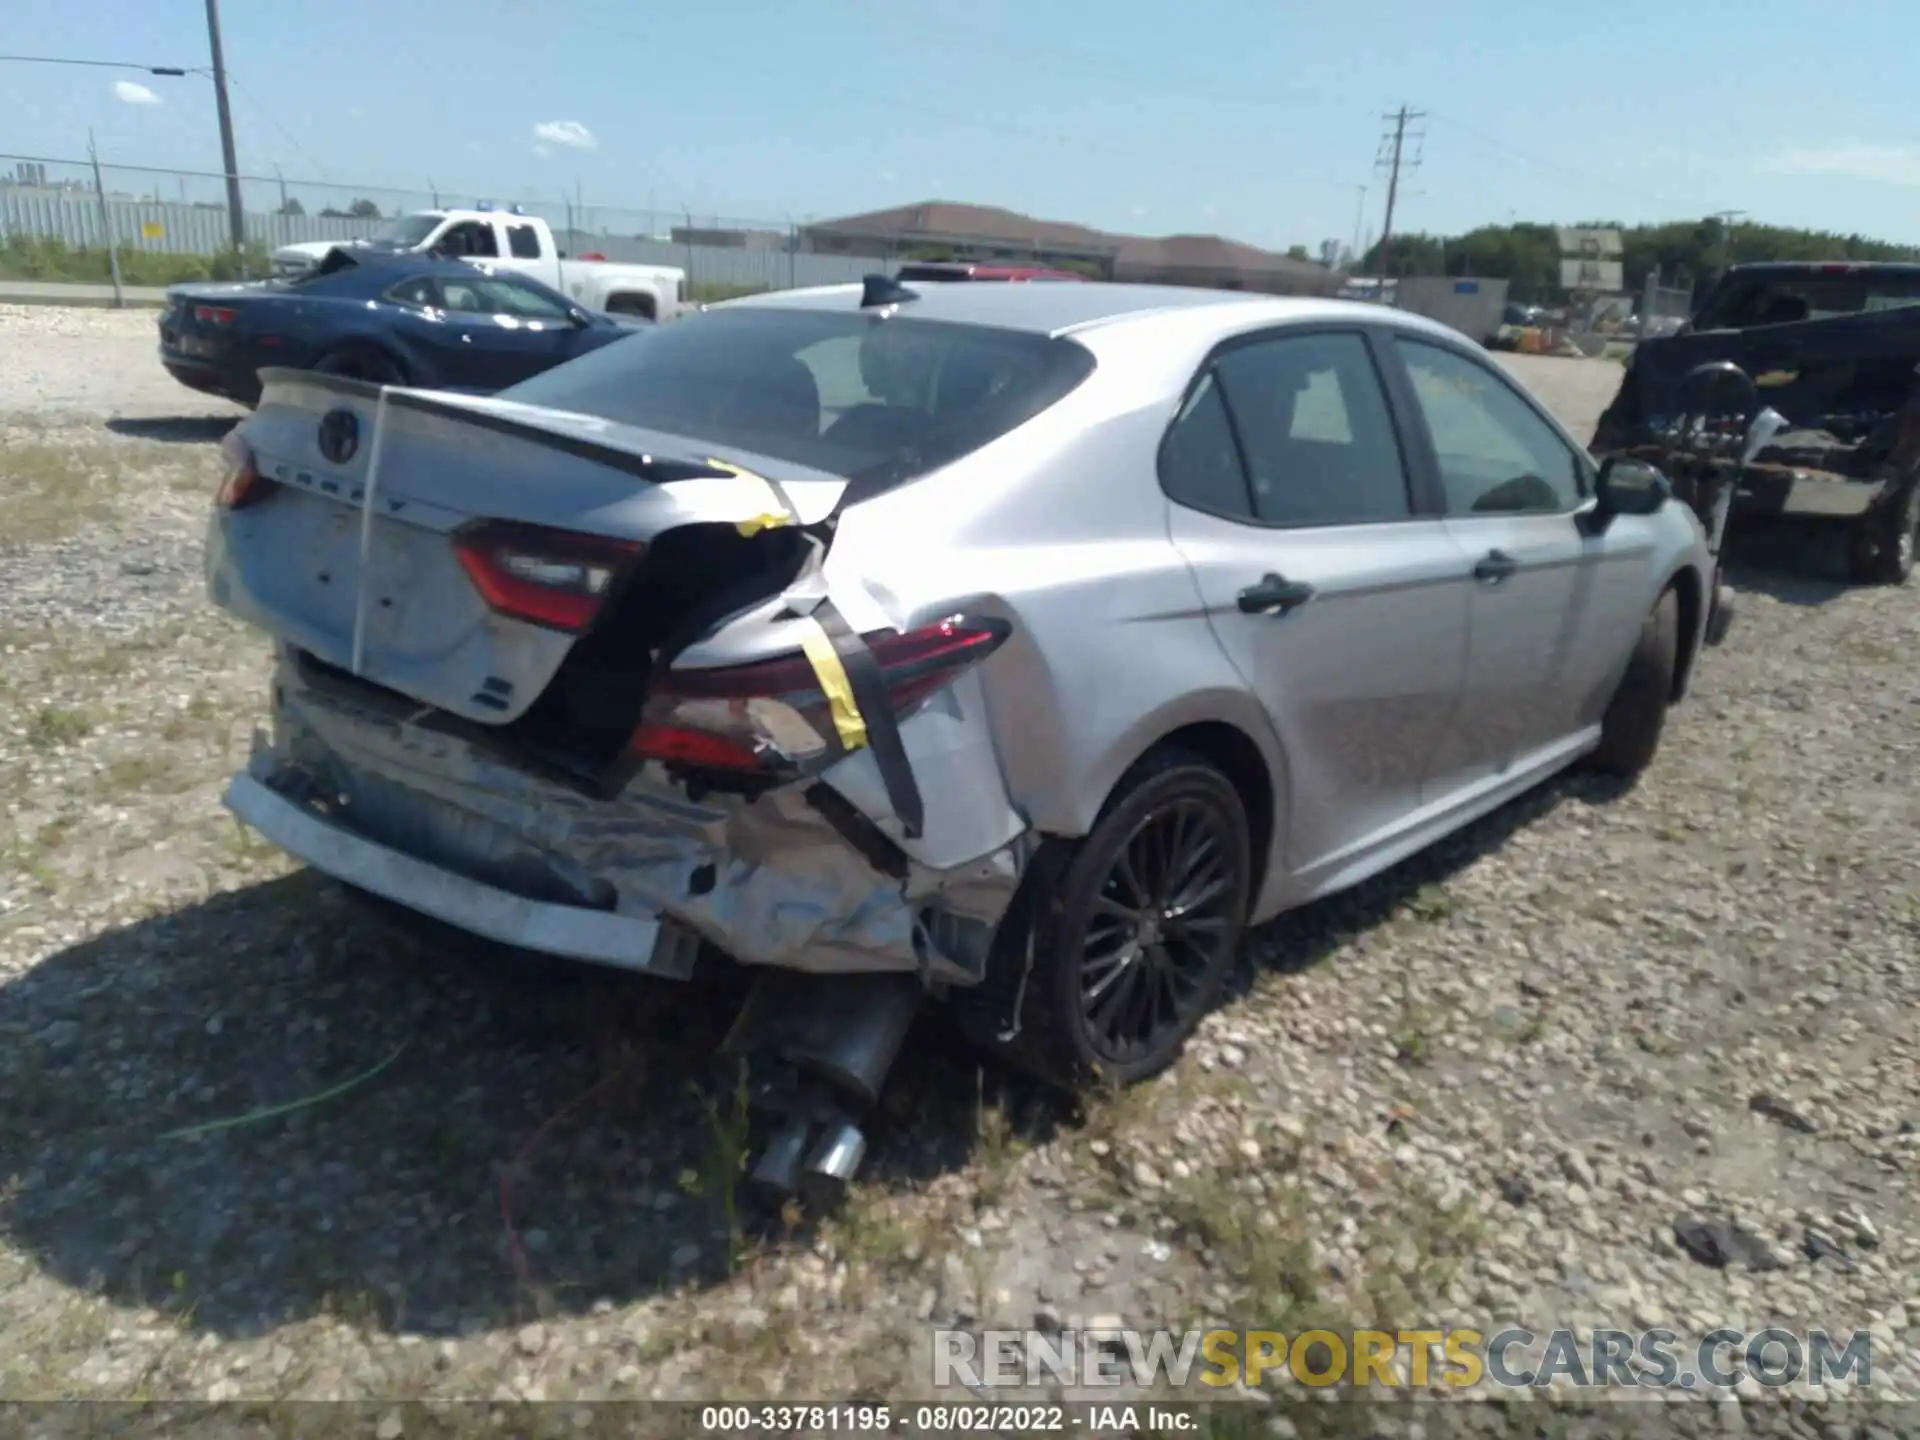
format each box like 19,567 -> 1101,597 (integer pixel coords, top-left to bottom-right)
1424,110 -> 1710,214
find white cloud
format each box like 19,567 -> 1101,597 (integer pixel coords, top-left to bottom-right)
1762,142 -> 1920,187
531,120 -> 597,151
531,144 -> 553,159
113,80 -> 161,106
879,169 -> 896,184
1130,204 -> 1149,219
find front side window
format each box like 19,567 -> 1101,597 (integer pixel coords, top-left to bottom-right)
384,276 -> 438,309
498,307 -> 1096,489
1397,338 -> 1583,516
438,276 -> 570,321
437,221 -> 498,258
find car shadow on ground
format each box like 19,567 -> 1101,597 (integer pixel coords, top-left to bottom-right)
0,766 -> 1628,1341
105,416 -> 241,445
1721,520 -> 1855,607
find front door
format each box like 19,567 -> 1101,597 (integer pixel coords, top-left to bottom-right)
432,274 -> 576,391
1389,335 -> 1653,794
1161,327 -> 1472,893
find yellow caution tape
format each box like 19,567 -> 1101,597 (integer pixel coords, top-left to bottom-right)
796,617 -> 868,752
705,457 -> 795,536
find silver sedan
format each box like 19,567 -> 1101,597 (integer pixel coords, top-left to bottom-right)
205,276 -> 1728,1192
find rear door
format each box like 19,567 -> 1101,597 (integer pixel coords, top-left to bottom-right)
432,274 -> 576,390
1388,334 -> 1652,793
1162,326 -> 1472,890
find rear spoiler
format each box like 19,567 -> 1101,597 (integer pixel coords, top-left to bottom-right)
254,367 -> 741,487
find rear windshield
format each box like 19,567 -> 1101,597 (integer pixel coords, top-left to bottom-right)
497,305 -> 1096,486
1695,270 -> 1920,329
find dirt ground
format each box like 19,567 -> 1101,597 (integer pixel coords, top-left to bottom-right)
0,306 -> 1914,1430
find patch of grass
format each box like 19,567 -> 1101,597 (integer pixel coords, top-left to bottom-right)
0,233 -> 272,287
100,751 -> 191,796
1,444 -> 120,546
26,704 -> 94,750
1398,883 -> 1456,925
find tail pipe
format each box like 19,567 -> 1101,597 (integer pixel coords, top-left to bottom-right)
722,970 -> 922,1204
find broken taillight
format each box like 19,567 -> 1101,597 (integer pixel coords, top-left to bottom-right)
627,614 -> 1012,773
451,520 -> 642,633
215,430 -> 275,510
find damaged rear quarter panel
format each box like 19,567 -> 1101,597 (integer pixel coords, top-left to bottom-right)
810,314 -> 1287,847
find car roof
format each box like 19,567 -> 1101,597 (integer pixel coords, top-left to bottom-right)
721,280 -> 1407,338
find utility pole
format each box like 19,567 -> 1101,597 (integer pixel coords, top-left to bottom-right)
203,0 -> 246,265
273,164 -> 287,213
1373,104 -> 1426,282
87,129 -> 125,309
1349,185 -> 1366,271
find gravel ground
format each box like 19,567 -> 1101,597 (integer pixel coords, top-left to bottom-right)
0,306 -> 1914,1431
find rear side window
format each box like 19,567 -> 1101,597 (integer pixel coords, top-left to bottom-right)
507,223 -> 543,260
1160,330 -> 1412,527
1159,374 -> 1251,518
498,307 -> 1096,488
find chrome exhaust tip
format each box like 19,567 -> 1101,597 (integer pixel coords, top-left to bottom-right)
800,1120 -> 866,1207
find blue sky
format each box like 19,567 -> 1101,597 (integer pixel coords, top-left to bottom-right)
5,0 -> 1918,252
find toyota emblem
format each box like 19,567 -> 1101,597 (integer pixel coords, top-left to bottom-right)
317,408 -> 360,465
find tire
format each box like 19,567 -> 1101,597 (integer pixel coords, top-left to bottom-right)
1585,586 -> 1679,779
312,345 -> 408,387
1846,480 -> 1919,585
957,747 -> 1253,1090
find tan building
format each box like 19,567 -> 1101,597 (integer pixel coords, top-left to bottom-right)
798,200 -> 1341,296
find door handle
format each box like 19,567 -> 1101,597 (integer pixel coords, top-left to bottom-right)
1473,549 -> 1519,584
1237,573 -> 1316,616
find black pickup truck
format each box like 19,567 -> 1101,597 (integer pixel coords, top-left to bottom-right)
1592,261 -> 1920,584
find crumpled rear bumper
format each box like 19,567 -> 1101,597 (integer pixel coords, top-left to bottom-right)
228,650 -> 1029,982
223,769 -> 700,975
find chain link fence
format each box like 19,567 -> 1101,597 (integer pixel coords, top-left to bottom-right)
0,148 -> 889,297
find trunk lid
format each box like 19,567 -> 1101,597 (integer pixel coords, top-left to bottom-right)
206,371 -> 851,728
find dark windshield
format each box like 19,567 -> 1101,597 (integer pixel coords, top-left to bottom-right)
1695,269 -> 1920,329
497,305 -> 1096,484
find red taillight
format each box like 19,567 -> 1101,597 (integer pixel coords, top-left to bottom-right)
626,614 -> 1011,773
193,305 -> 237,325
451,520 -> 642,633
215,430 -> 275,510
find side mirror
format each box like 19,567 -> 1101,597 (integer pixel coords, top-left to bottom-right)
566,306 -> 593,328
1587,455 -> 1671,533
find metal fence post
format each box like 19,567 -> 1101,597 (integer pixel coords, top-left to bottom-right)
87,130 -> 125,309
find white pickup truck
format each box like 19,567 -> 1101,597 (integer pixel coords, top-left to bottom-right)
271,206 -> 687,320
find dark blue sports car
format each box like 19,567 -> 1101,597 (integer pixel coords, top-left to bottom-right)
158,249 -> 647,407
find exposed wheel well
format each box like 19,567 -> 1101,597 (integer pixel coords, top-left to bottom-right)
1148,720 -> 1276,892
604,292 -> 657,320
1666,566 -> 1701,702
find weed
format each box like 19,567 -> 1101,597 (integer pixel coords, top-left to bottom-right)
27,706 -> 93,750
685,1062 -> 753,1275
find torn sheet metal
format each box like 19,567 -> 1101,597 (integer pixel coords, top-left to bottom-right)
263,652 -> 1027,982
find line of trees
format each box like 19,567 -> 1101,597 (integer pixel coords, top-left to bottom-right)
1363,217 -> 1920,303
